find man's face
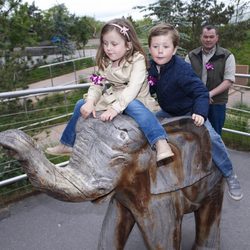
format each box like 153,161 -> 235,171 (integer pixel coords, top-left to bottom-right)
200,28 -> 219,52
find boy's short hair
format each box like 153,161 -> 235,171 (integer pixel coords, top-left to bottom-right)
148,23 -> 180,48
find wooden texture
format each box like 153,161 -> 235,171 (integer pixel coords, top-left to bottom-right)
0,115 -> 224,250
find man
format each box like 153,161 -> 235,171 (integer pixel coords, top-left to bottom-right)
186,24 -> 242,200
186,24 -> 235,136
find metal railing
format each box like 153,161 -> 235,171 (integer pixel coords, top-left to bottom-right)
38,56 -> 95,86
0,73 -> 249,193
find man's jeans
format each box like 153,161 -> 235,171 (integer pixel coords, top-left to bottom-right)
156,109 -> 233,177
60,99 -> 167,148
208,104 -> 226,136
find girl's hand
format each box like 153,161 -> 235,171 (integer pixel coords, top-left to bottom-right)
100,108 -> 118,121
192,113 -> 204,127
80,100 -> 96,119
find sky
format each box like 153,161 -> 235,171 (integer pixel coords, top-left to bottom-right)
24,0 -> 158,21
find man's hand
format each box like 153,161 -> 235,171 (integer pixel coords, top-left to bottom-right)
209,91 -> 214,104
192,113 -> 205,127
80,100 -> 96,119
100,108 -> 118,121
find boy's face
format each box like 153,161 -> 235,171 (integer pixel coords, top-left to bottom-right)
149,34 -> 177,66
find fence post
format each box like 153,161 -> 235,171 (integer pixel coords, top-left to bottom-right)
49,66 -> 54,86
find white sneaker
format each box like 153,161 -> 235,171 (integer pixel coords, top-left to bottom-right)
226,174 -> 243,201
45,144 -> 73,156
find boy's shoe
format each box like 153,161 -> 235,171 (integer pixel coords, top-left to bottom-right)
45,144 -> 73,156
226,174 -> 243,201
156,140 -> 174,162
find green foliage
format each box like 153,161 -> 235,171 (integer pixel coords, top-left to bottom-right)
0,51 -> 30,91
0,88 -> 85,203
70,16 -> 101,52
184,0 -> 234,49
229,29 -> 250,65
44,4 -> 74,59
222,103 -> 250,151
135,0 -> 187,25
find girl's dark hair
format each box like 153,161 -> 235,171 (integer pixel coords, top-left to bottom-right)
148,23 -> 180,48
96,18 -> 147,71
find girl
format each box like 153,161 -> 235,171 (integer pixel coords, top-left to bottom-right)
46,18 -> 174,162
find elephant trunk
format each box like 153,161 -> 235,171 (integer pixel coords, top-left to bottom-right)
0,129 -> 109,202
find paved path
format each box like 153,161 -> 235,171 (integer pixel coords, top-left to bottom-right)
28,66 -> 97,89
0,149 -> 249,250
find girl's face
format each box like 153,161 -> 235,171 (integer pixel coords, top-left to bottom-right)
102,29 -> 129,67
149,34 -> 177,66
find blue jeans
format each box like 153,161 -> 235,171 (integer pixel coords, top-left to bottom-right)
60,99 -> 85,147
156,109 -> 233,177
61,99 -> 167,148
208,104 -> 226,136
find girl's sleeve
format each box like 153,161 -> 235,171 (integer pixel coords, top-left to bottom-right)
111,54 -> 147,113
85,71 -> 106,104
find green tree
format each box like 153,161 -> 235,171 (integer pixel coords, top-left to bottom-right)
230,0 -> 250,23
43,4 -> 74,60
134,0 -> 187,26
70,16 -> 97,57
185,0 -> 234,49
0,0 -> 31,91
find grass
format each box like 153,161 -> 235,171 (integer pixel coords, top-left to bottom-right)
223,102 -> 250,151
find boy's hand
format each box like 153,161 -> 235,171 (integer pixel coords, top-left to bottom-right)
100,108 -> 118,121
80,100 -> 96,119
192,113 -> 204,127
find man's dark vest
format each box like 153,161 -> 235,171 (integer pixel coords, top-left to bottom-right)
188,46 -> 231,104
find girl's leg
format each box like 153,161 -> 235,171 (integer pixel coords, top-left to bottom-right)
124,100 -> 173,161
46,99 -> 85,156
60,99 -> 85,147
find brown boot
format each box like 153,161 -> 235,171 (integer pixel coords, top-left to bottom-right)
155,139 -> 174,162
45,144 -> 73,156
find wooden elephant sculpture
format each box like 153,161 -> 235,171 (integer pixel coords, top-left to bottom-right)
0,115 -> 224,250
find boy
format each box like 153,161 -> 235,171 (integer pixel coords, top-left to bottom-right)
148,23 -> 243,201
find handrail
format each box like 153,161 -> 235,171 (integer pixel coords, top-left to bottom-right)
0,83 -> 91,99
38,56 -> 94,68
235,73 -> 250,78
0,161 -> 69,187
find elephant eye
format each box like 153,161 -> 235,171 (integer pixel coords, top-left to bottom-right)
119,131 -> 128,141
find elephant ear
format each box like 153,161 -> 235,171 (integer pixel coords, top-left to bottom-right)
149,116 -> 213,194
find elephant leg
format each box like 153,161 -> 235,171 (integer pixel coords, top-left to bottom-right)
98,197 -> 135,250
134,198 -> 183,250
192,179 -> 224,250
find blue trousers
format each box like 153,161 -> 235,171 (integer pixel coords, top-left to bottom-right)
156,109 -> 233,177
61,99 -> 167,148
208,104 -> 226,136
